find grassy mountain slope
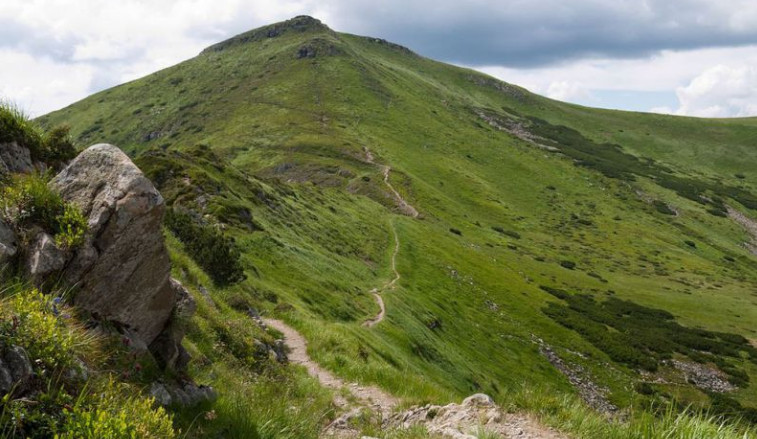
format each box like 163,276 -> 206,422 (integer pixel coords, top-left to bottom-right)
41,16 -> 757,436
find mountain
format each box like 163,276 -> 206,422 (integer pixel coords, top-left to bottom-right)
40,15 -> 757,437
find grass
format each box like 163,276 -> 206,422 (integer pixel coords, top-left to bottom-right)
37,16 -> 757,437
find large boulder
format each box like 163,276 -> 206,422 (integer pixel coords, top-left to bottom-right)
50,144 -> 175,345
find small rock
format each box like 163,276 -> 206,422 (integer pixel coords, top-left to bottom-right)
150,382 -> 173,406
65,358 -> 89,383
0,359 -> 14,394
26,232 -> 66,280
171,278 -> 197,319
462,393 -> 494,407
4,346 -> 33,384
0,220 -> 17,264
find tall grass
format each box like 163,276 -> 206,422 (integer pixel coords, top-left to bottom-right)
509,385 -> 757,439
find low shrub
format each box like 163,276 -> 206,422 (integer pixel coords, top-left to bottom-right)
0,173 -> 87,250
542,286 -> 756,382
165,208 -> 246,286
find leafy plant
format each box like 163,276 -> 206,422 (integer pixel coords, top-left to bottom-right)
54,204 -> 87,250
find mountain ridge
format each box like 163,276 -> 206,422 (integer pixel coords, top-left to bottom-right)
37,15 -> 757,438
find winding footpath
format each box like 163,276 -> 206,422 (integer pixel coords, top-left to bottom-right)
262,318 -> 398,413
262,149 -> 564,438
361,147 -> 419,327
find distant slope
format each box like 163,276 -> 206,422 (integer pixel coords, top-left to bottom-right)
42,15 -> 757,428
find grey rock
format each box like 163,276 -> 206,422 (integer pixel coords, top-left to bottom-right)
50,144 -> 174,345
0,359 -> 13,394
183,382 -> 217,406
150,382 -> 173,407
149,323 -> 182,371
0,220 -> 17,264
273,339 -> 287,363
462,393 -> 494,407
26,232 -> 66,279
0,142 -> 34,174
65,358 -> 89,383
197,284 -> 215,308
4,346 -> 32,384
168,386 -> 190,407
171,278 -> 197,319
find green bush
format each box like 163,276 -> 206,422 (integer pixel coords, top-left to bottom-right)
54,204 -> 87,250
0,174 -> 87,250
0,103 -> 76,167
58,388 -> 175,439
165,208 -> 246,286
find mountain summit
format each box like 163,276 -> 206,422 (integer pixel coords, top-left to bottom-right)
39,16 -> 757,438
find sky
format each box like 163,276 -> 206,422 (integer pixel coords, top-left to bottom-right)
3,0 -> 757,117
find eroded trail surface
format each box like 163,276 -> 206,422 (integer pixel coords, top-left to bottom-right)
362,147 -> 418,327
263,318 -> 399,413
363,225 -> 401,327
265,149 -> 563,437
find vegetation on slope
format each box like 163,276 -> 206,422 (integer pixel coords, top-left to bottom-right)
36,16 -> 757,437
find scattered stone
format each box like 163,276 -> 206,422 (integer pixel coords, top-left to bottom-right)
669,359 -> 736,393
152,381 -> 217,408
538,341 -> 617,413
382,394 -> 565,439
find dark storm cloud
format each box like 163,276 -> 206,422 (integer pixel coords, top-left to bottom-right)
320,0 -> 757,66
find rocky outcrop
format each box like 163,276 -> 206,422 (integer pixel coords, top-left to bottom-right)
328,394 -> 565,439
0,345 -> 33,395
150,380 -> 217,408
26,232 -> 66,281
50,144 -> 175,346
0,220 -> 17,265
0,142 -> 35,174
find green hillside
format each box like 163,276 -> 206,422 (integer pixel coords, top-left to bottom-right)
41,15 -> 757,437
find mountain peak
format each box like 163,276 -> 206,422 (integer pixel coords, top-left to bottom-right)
201,15 -> 332,54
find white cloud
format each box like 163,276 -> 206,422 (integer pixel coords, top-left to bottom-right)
674,65 -> 757,117
545,81 -> 591,101
3,1 -> 757,117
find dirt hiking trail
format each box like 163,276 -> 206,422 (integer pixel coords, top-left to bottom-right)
262,148 -> 564,438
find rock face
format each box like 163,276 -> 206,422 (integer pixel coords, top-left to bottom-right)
26,232 -> 66,280
0,220 -> 17,264
0,142 -> 35,174
50,144 -> 175,346
0,345 -> 34,395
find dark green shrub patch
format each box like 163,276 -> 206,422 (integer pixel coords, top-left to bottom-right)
482,109 -> 757,214
492,226 -> 521,239
653,200 -> 676,216
165,208 -> 247,286
541,286 -> 756,381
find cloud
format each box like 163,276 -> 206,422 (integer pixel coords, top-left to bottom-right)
674,65 -> 757,117
546,81 -> 591,101
321,0 -> 757,67
3,1 -> 757,116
